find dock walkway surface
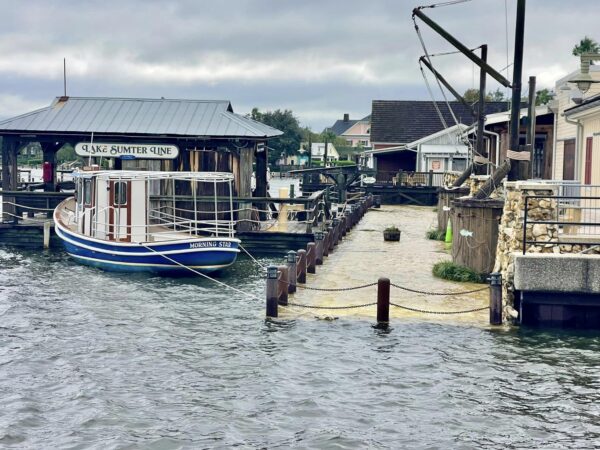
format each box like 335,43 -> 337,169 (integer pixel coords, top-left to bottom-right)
285,205 -> 489,324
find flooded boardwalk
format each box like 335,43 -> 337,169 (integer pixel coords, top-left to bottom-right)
286,205 -> 489,325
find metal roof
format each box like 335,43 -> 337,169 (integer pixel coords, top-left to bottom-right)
0,97 -> 283,138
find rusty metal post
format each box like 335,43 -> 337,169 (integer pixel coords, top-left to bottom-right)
287,251 -> 297,294
377,277 -> 390,325
489,272 -> 502,325
315,231 -> 324,265
266,266 -> 279,318
297,249 -> 307,283
278,265 -> 289,306
307,242 -> 316,274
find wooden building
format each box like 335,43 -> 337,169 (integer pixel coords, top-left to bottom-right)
0,96 -> 282,229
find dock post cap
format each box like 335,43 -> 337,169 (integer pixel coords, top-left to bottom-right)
488,272 -> 502,285
332,218 -> 340,226
314,231 -> 324,240
286,250 -> 297,263
267,266 -> 279,279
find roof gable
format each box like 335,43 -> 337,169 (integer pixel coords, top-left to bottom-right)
370,100 -> 509,144
0,97 -> 282,138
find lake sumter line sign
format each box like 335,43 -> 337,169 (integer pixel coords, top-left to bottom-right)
75,143 -> 179,159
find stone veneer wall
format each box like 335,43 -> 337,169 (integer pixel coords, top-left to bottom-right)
492,182 -> 558,320
443,172 -> 460,188
468,175 -> 504,199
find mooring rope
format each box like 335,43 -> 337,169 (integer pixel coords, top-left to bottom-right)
139,243 -> 261,300
238,242 -> 267,270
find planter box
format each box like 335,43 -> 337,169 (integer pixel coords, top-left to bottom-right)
384,230 -> 401,241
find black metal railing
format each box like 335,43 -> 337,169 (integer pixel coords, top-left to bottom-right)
522,195 -> 600,254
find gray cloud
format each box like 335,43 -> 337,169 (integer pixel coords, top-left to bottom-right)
0,0 -> 598,129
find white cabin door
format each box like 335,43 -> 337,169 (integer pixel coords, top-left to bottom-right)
108,180 -> 131,242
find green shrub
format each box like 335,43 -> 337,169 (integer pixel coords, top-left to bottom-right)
432,261 -> 486,283
426,229 -> 446,241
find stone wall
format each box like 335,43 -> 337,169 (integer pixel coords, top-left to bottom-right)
493,182 -> 558,320
467,175 -> 504,199
443,172 -> 460,188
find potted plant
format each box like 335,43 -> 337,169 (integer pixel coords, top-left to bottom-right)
383,225 -> 401,241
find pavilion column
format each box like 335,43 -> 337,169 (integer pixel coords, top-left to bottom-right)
2,137 -> 19,223
255,142 -> 268,221
237,146 -> 254,231
40,141 -> 61,192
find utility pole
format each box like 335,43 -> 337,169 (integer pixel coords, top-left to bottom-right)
474,44 -> 488,175
527,76 -> 537,178
507,0 -> 527,181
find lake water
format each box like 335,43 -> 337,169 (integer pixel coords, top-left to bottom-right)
1,205 -> 600,448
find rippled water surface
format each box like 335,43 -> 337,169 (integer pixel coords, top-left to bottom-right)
1,206 -> 600,449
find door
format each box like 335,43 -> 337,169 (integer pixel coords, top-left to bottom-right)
108,180 -> 131,241
585,137 -> 593,185
563,139 -> 576,180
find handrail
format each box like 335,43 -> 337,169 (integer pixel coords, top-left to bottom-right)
522,194 -> 600,254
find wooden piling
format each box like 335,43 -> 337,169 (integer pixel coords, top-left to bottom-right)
489,272 -> 502,325
377,277 -> 390,324
297,249 -> 307,283
43,221 -> 51,249
332,219 -> 340,246
286,251 -> 297,294
307,242 -> 316,274
315,231 -> 324,265
266,266 -> 279,318
327,226 -> 335,253
278,265 -> 289,305
340,216 -> 347,237
323,231 -> 330,257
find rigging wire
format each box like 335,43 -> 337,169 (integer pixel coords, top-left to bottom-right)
418,62 -> 448,129
416,0 -> 473,9
413,19 -> 461,128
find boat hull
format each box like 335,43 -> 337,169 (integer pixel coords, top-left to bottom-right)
54,215 -> 240,274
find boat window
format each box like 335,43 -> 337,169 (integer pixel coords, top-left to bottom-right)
76,179 -> 82,204
114,182 -> 127,206
83,179 -> 92,206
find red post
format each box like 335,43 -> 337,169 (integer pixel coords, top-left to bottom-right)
286,251 -> 297,294
323,231 -> 330,257
315,231 -> 324,265
278,265 -> 289,305
266,266 -> 279,318
297,249 -> 307,283
307,242 -> 316,274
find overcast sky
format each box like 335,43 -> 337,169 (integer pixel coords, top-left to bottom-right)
0,0 -> 598,130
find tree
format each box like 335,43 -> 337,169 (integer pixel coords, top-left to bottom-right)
535,88 -> 555,106
462,88 -> 506,103
572,36 -> 600,57
248,108 -> 303,166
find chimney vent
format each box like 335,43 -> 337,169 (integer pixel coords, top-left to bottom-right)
343,113 -> 349,122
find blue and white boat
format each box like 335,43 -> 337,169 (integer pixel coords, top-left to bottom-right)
54,170 -> 240,273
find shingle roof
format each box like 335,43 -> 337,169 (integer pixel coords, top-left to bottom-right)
0,97 -> 283,138
370,100 -> 509,144
327,114 -> 370,136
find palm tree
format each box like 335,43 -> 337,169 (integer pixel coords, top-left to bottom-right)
573,36 -> 600,57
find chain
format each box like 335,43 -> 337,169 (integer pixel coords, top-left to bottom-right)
286,301 -> 377,310
390,283 -> 489,296
295,282 -> 378,292
390,302 -> 489,315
